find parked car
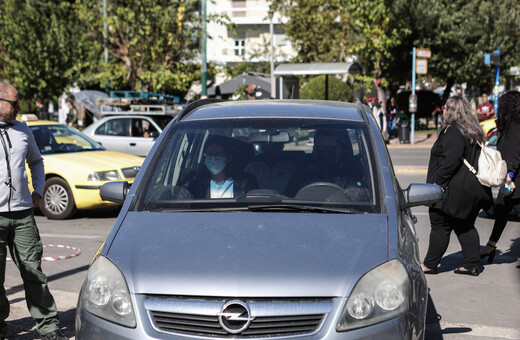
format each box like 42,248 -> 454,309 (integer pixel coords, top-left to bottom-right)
479,117 -> 496,137
24,120 -> 144,219
82,115 -> 172,156
76,99 -> 442,339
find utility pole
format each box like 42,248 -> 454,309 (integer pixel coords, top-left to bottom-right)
268,9 -> 275,99
103,0 -> 110,92
201,0 -> 207,98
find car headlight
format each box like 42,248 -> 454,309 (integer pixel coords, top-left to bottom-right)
337,259 -> 409,332
88,170 -> 121,181
80,255 -> 136,328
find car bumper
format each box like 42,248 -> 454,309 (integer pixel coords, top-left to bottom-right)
76,302 -> 421,340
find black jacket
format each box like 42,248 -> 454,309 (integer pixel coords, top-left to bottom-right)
497,122 -> 520,199
427,125 -> 492,219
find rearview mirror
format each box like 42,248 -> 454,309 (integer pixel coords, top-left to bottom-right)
402,183 -> 443,208
249,131 -> 290,143
100,181 -> 130,204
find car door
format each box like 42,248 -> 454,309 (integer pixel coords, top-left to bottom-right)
127,118 -> 161,157
92,118 -> 132,154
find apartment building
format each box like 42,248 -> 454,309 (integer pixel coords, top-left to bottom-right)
206,0 -> 296,67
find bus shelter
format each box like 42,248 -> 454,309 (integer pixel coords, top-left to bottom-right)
273,62 -> 364,100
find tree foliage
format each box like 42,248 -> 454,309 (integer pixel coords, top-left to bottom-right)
300,75 -> 354,101
274,0 -> 520,102
0,0 -> 94,103
75,0 -> 204,95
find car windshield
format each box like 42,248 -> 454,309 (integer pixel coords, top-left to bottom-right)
30,124 -> 105,154
134,119 -> 381,213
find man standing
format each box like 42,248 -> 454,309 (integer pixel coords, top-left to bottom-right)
0,83 -> 66,340
476,93 -> 495,121
35,98 -> 49,121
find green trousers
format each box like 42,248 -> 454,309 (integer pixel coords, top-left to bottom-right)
0,209 -> 60,337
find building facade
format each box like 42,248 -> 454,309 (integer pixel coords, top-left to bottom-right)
206,0 -> 297,67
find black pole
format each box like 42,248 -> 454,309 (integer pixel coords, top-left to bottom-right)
325,75 -> 329,100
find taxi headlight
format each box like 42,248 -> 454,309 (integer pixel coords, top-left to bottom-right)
337,259 -> 409,331
88,170 -> 121,181
80,256 -> 136,327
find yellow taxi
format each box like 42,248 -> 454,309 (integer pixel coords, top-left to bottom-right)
479,117 -> 496,137
21,116 -> 144,219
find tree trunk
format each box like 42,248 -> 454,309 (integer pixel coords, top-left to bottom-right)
442,77 -> 455,104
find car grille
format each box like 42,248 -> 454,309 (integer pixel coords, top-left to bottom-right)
121,166 -> 140,179
145,297 -> 331,338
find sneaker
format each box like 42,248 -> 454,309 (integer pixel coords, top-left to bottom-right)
41,329 -> 67,340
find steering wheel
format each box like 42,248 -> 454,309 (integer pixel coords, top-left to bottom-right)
294,182 -> 349,202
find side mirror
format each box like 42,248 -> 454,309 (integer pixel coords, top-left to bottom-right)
402,183 -> 443,208
100,181 -> 130,204
149,131 -> 160,138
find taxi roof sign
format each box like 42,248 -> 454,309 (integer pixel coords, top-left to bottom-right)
416,48 -> 431,58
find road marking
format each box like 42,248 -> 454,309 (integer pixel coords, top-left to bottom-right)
40,233 -> 101,239
428,321 -> 520,339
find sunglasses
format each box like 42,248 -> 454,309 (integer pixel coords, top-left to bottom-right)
0,98 -> 20,108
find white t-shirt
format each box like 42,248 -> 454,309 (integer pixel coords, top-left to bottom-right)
210,179 -> 233,198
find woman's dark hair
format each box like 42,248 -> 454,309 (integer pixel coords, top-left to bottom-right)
496,91 -> 520,133
204,135 -> 235,155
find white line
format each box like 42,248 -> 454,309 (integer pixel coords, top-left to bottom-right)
40,233 -> 101,239
432,321 -> 520,339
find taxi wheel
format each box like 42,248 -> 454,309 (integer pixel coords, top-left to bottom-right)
40,177 -> 77,220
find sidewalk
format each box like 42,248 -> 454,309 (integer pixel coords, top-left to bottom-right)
387,129 -> 438,148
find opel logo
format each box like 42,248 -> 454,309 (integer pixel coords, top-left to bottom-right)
217,300 -> 255,334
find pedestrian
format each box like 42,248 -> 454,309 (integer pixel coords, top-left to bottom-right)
480,91 -> 520,263
65,98 -> 79,129
35,98 -> 49,121
421,96 -> 492,277
0,82 -> 67,340
476,93 -> 495,122
387,97 -> 399,139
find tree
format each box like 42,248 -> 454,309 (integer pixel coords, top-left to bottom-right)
389,0 -> 520,101
273,0 -> 411,110
75,0 -> 212,95
0,0 -> 94,104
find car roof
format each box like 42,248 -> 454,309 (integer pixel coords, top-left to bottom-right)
24,120 -> 63,127
181,100 -> 367,122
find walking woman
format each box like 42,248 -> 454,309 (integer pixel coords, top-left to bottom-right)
480,91 -> 520,262
421,96 -> 492,276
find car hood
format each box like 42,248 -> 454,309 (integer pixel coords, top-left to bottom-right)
43,150 -> 143,170
107,212 -> 389,298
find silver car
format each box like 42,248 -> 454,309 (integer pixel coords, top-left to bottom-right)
76,100 -> 442,339
82,115 -> 172,156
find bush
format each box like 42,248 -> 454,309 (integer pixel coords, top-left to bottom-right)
300,75 -> 354,101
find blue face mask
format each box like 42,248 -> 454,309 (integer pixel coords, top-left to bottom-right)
205,157 -> 226,175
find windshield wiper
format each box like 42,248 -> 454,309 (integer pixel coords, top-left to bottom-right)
247,204 -> 360,214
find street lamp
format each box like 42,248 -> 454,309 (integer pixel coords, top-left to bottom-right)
268,9 -> 275,99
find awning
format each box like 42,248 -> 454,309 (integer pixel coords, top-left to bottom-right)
274,62 -> 363,76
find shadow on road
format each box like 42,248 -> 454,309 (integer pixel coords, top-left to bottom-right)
426,291 -> 473,339
6,265 -> 89,297
6,307 -> 76,339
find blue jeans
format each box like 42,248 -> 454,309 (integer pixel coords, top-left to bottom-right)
388,116 -> 397,138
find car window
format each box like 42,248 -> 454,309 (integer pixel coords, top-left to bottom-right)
30,125 -> 104,154
94,122 -> 107,135
134,119 -> 381,214
105,118 -> 130,136
131,118 -> 158,137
